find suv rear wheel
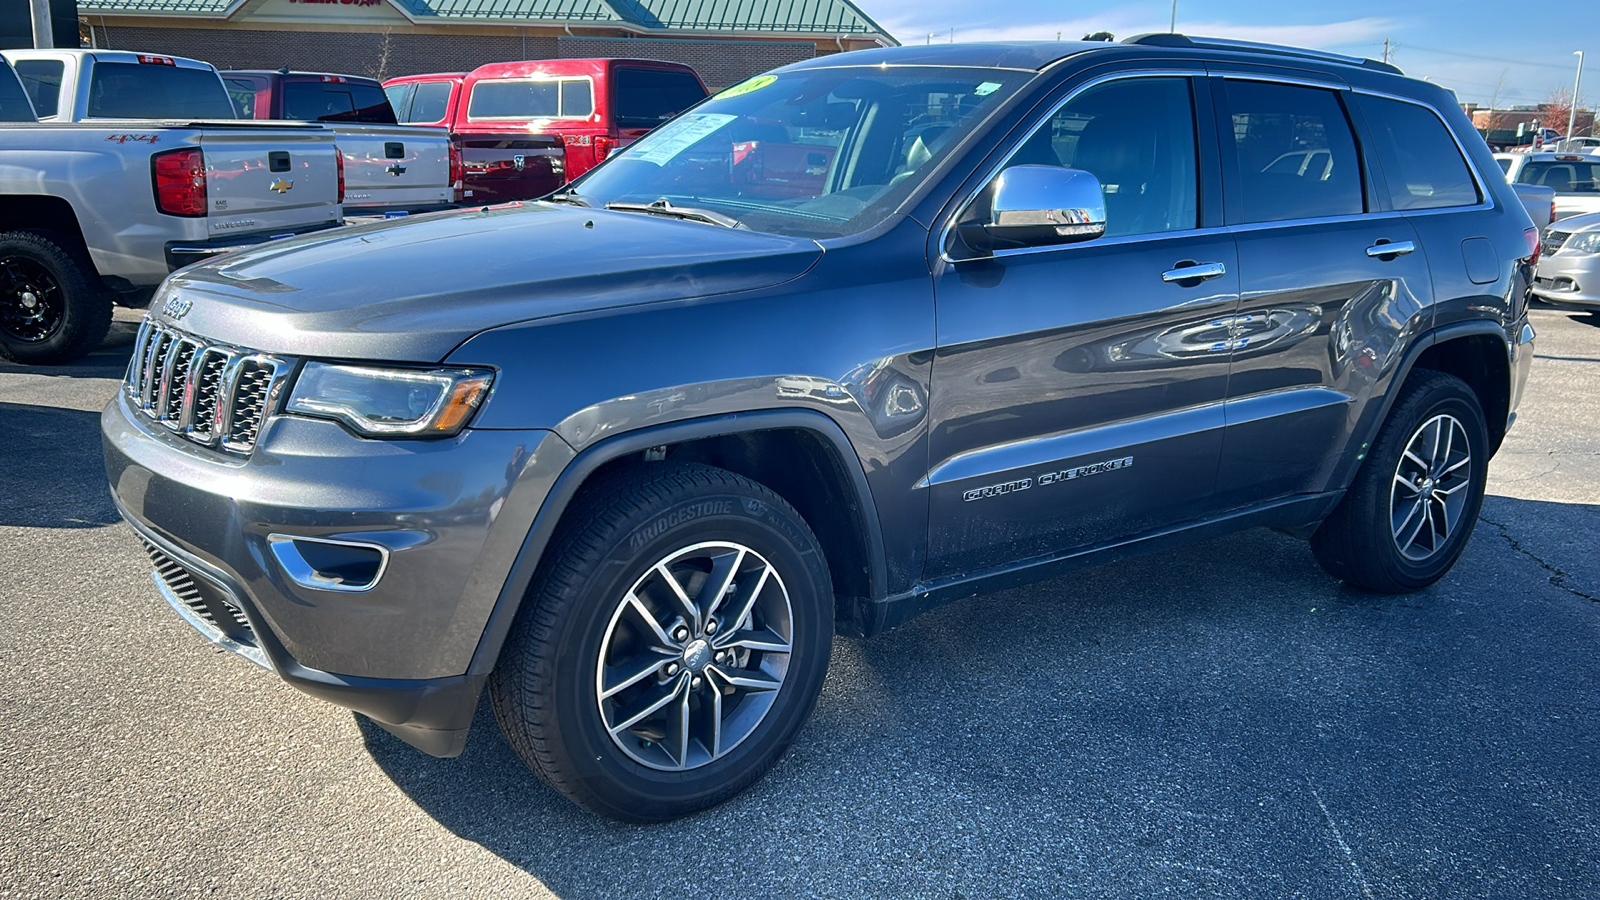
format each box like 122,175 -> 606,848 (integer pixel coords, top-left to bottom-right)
489,462 -> 833,822
1311,370 -> 1489,592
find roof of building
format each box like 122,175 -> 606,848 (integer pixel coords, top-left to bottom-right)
77,0 -> 896,42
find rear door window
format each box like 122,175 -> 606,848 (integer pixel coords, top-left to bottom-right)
384,83 -> 413,120
0,63 -> 37,121
87,61 -> 237,119
13,59 -> 62,118
283,80 -> 397,124
1357,94 -> 1480,209
1217,80 -> 1364,223
1517,160 -> 1600,193
611,67 -> 706,129
225,77 -> 260,118
405,81 -> 452,123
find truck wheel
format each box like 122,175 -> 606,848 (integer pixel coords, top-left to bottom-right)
1310,370 -> 1489,592
489,462 -> 833,822
0,230 -> 111,366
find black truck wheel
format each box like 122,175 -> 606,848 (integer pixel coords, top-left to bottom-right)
0,230 -> 111,366
489,462 -> 833,822
1311,370 -> 1489,593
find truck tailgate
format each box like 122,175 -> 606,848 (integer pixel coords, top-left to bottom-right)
457,133 -> 564,204
332,123 -> 452,212
199,124 -> 341,236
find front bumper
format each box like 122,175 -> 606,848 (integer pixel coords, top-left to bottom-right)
1532,250 -> 1600,308
103,390 -> 574,755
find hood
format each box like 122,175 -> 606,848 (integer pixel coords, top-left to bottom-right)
1550,211 -> 1600,234
158,203 -> 824,361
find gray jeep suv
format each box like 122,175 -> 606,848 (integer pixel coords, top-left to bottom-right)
104,36 -> 1538,822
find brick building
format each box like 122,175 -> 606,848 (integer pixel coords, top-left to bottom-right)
1463,103 -> 1595,139
75,0 -> 896,89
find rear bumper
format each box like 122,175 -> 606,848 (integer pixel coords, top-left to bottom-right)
164,221 -> 346,270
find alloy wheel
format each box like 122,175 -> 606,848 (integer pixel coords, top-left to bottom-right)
596,541 -> 794,771
1390,413 -> 1473,562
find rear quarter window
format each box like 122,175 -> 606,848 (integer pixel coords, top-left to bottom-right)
13,59 -> 62,118
1357,95 -> 1480,210
87,62 -> 237,119
611,67 -> 707,129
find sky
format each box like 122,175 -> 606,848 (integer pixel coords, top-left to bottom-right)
861,0 -> 1600,112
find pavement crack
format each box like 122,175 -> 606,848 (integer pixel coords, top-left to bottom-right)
1478,513 -> 1599,603
1305,776 -> 1377,900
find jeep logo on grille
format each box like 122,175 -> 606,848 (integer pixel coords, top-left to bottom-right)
161,296 -> 192,320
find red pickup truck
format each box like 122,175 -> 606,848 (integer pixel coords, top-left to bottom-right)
383,58 -> 707,204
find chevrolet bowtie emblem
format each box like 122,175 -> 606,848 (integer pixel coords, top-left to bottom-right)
269,178 -> 294,193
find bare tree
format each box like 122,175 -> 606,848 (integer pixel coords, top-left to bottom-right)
369,28 -> 395,82
1541,87 -> 1574,139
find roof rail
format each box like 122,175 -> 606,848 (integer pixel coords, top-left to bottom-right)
1124,33 -> 1403,75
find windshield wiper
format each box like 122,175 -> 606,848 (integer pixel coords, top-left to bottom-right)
546,191 -> 590,207
604,198 -> 740,228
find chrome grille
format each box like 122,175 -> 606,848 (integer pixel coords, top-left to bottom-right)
125,318 -> 287,455
1543,231 -> 1570,257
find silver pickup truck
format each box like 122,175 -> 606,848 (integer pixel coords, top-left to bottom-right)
0,57 -> 342,365
6,49 -> 454,219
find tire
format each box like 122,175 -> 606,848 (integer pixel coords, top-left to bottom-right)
1310,370 -> 1490,593
0,230 -> 111,366
489,461 -> 833,822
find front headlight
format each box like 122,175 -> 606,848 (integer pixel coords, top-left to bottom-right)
286,363 -> 494,437
1565,231 -> 1600,254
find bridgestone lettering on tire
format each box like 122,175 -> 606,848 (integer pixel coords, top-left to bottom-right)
489,461 -> 833,823
1311,370 -> 1490,593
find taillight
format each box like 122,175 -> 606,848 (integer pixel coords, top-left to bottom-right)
1526,226 -> 1541,265
594,136 -> 615,161
448,142 -> 463,202
335,149 -> 345,205
151,147 -> 206,217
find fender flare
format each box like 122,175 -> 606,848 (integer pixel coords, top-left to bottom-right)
465,408 -> 889,675
1329,318 -> 1513,497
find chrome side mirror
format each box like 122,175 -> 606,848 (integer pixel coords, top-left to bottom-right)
961,165 -> 1107,253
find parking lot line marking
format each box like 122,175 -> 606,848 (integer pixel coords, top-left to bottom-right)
1305,775 -> 1377,900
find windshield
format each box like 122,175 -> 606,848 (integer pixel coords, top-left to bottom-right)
565,66 -> 1029,239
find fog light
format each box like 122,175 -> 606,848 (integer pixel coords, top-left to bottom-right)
267,535 -> 388,592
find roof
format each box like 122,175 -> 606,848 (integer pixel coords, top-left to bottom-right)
78,0 -> 896,40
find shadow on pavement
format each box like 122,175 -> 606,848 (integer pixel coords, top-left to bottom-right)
0,401 -> 120,528
357,497 -> 1600,896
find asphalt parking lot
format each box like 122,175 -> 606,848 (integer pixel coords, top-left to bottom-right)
2,305 -> 1597,899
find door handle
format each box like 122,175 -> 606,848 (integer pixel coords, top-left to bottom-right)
1162,261 -> 1227,284
1366,240 -> 1416,258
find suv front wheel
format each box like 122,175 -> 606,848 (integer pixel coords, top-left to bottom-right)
490,462 -> 833,822
1311,370 -> 1490,592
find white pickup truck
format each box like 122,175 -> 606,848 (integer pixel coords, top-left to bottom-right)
1496,151 -> 1600,222
0,56 -> 343,365
5,49 -> 454,219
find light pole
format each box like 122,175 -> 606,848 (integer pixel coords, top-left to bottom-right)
1570,51 -> 1585,139
29,0 -> 53,48
1170,0 -> 1178,33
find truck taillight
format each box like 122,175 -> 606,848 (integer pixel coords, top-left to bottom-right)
336,149 -> 345,204
594,136 -> 615,161
137,54 -> 176,66
448,142 -> 463,201
151,147 -> 207,217
1526,227 -> 1541,264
